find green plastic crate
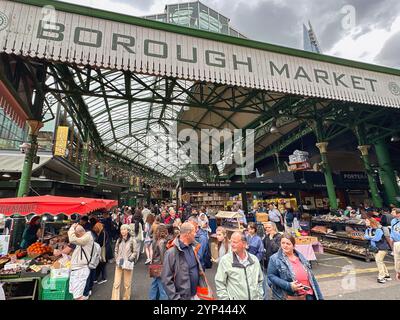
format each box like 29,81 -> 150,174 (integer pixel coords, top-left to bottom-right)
41,275 -> 69,291
40,275 -> 72,300
41,289 -> 73,300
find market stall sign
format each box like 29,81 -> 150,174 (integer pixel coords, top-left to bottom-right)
340,171 -> 368,184
1,0 -> 400,107
53,126 -> 69,157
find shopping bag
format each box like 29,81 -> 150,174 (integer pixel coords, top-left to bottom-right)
148,264 -> 163,278
196,272 -> 216,300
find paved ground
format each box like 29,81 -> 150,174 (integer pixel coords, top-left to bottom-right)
90,250 -> 399,300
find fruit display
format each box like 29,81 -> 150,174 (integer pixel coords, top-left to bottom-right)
33,254 -> 57,266
15,249 -> 27,259
0,266 -> 21,275
27,242 -> 53,255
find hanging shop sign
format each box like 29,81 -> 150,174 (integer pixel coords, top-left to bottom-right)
54,126 -> 69,156
340,171 -> 368,184
1,0 -> 400,107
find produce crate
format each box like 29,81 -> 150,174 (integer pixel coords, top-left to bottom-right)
40,275 -> 72,300
41,275 -> 69,291
41,289 -> 73,300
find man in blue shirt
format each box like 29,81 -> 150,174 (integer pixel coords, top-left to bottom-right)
390,208 -> 400,281
268,204 -> 284,232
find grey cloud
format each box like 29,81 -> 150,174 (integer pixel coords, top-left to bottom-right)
208,0 -> 400,59
375,31 -> 400,68
115,0 -> 155,11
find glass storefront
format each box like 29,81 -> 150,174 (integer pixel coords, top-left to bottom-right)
0,108 -> 27,150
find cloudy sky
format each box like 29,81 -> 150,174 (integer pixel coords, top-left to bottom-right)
59,0 -> 400,68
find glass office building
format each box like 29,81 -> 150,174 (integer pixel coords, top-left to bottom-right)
143,1 -> 246,38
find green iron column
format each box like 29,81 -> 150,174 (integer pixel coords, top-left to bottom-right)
357,145 -> 383,208
316,142 -> 338,209
17,120 -> 44,197
374,139 -> 400,206
80,139 -> 89,185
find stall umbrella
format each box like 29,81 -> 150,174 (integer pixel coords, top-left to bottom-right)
0,195 -> 118,216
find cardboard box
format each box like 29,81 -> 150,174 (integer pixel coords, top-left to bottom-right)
256,212 -> 269,222
50,260 -> 70,279
50,268 -> 70,279
295,236 -> 318,245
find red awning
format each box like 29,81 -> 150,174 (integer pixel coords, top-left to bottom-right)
0,195 -> 118,216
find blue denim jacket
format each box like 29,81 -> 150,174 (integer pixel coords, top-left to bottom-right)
267,248 -> 323,300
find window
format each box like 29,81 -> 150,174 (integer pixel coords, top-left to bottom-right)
208,9 -> 220,32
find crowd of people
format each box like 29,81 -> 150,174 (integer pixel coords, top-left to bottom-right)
60,201 -> 400,301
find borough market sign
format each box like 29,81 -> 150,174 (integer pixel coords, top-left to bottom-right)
1,0 -> 400,108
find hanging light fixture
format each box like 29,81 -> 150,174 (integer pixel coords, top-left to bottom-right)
391,135 -> 400,142
270,120 -> 279,134
2,173 -> 11,178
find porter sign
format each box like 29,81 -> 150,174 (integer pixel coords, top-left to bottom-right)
1,0 -> 400,107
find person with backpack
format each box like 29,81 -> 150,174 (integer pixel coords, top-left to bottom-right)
83,222 -> 101,298
112,224 -> 139,300
67,224 -> 94,300
380,208 -> 395,251
364,218 -> 391,283
390,208 -> 400,281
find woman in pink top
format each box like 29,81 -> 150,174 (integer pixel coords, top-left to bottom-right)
267,233 -> 323,300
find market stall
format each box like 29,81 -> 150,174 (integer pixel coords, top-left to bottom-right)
214,211 -> 245,236
294,236 -> 324,262
0,195 -> 117,300
210,211 -> 245,261
310,214 -> 373,262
